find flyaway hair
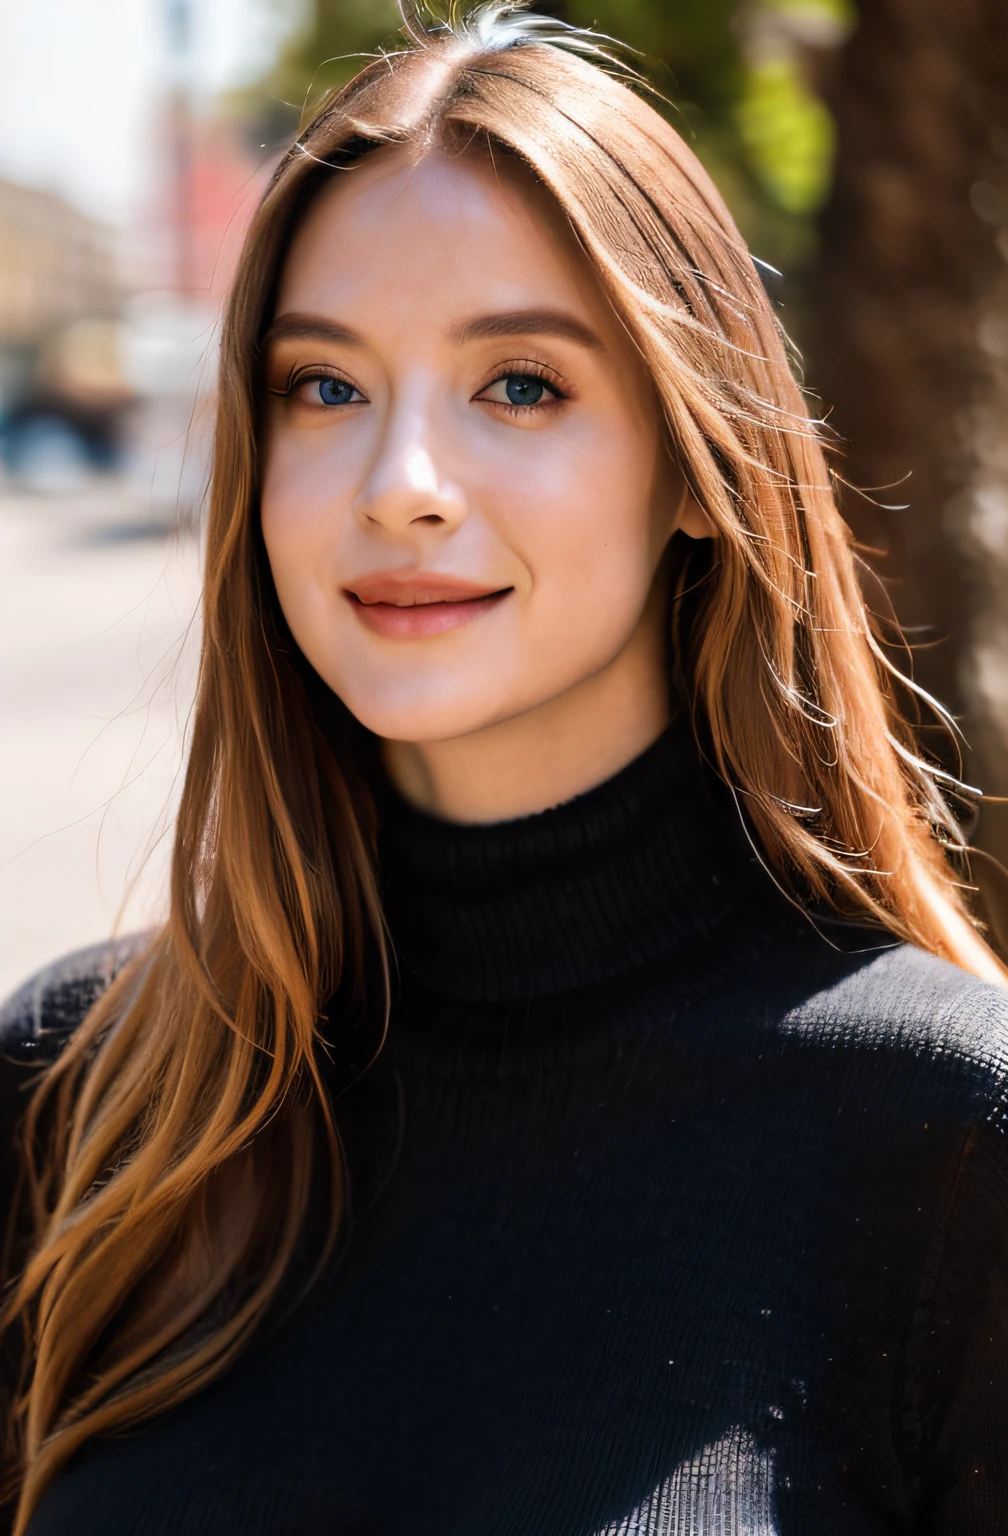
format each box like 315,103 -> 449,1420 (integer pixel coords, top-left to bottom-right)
3,5 -> 1004,1530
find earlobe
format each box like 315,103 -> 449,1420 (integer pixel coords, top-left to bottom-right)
673,484 -> 715,541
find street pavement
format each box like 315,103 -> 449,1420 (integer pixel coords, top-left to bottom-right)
0,483 -> 202,998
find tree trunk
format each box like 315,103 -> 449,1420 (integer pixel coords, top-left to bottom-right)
810,0 -> 1008,854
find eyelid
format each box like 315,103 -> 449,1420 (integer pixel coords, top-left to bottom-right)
473,357 -> 572,400
267,362 -> 363,399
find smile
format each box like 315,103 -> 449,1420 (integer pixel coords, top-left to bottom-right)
344,574 -> 514,639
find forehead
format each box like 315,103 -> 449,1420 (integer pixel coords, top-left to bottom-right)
274,144 -> 609,325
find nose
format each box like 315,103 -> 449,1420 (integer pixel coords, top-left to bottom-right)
353,399 -> 468,537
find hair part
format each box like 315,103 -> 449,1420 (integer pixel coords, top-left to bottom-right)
3,5 -> 1003,1528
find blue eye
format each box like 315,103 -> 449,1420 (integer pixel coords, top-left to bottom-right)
318,376 -> 357,406
479,371 -> 561,410
505,375 -> 545,406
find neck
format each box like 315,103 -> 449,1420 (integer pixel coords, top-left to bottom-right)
381,610 -> 671,824
377,707 -> 768,1019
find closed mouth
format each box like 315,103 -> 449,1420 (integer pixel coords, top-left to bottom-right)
345,573 -> 513,607
342,577 -> 514,638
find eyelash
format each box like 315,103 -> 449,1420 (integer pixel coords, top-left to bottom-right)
268,365 -> 363,402
475,359 -> 570,416
267,359 -> 572,413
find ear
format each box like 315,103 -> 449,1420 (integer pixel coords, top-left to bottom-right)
672,482 -> 715,541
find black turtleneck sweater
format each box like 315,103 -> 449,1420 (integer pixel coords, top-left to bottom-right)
10,717 -> 1008,1535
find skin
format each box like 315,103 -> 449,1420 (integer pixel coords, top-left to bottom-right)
261,144 -> 708,823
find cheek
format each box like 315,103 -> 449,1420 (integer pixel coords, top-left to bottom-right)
259,435 -> 352,679
487,416 -> 667,627
261,436 -> 319,569
259,428 -> 357,599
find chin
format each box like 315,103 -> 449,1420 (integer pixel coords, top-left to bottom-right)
329,676 -> 514,746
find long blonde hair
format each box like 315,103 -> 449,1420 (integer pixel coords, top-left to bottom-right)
4,6 -> 1003,1529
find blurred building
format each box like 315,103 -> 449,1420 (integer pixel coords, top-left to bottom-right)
0,111 -> 269,502
135,109 -> 270,299
0,177 -> 120,342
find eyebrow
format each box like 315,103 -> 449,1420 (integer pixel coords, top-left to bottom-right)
262,307 -> 604,352
453,308 -> 603,349
263,313 -> 362,348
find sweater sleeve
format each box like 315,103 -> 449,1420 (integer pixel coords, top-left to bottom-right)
911,1111 -> 1008,1532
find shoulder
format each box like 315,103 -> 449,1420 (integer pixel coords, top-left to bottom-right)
0,933 -> 152,1066
771,932 -> 1008,1128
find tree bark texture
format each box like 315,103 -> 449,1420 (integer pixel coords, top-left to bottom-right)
810,0 -> 1008,854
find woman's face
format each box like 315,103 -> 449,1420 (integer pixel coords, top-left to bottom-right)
261,145 -> 693,748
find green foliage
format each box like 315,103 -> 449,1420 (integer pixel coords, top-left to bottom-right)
566,0 -> 743,115
265,0 -> 402,116
736,53 -> 836,216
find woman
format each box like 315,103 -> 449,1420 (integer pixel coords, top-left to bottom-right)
2,6 -> 1007,1532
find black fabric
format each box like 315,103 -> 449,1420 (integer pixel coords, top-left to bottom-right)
0,933 -> 149,1065
9,715 -> 1008,1535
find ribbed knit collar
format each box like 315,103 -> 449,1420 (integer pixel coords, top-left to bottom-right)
377,713 -> 764,1007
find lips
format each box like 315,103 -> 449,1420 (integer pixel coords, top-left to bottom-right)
344,572 -> 513,639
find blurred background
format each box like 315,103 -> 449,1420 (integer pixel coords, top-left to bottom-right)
1,0 -> 1007,992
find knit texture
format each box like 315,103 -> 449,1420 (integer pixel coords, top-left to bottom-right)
21,717 -> 1008,1535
